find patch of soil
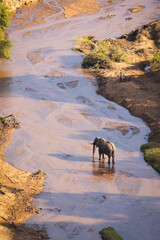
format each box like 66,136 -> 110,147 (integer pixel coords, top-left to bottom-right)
59,0 -> 100,19
0,115 -> 48,239
0,0 -> 41,12
10,1 -> 60,31
74,19 -> 160,143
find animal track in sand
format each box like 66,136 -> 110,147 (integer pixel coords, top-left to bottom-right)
27,48 -> 54,65
56,115 -> 73,127
25,87 -> 37,92
67,226 -> 83,238
114,174 -> 141,195
14,145 -> 25,155
42,100 -> 56,111
56,222 -> 68,231
27,51 -> 44,65
57,80 -> 79,89
103,122 -> 140,136
107,104 -> 116,110
44,69 -> 65,78
22,21 -> 68,40
83,193 -> 107,204
76,96 -> 93,106
81,110 -> 102,127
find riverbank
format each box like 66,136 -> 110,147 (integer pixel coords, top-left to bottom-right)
0,116 -> 48,239
73,19 -> 160,171
0,0 -> 41,12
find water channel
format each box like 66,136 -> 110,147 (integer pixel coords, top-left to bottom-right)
0,0 -> 160,239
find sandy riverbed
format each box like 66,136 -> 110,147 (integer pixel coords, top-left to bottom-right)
0,0 -> 160,239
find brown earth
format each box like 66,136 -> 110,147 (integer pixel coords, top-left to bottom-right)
75,19 -> 160,143
0,117 -> 48,239
60,0 -> 100,19
0,0 -> 41,12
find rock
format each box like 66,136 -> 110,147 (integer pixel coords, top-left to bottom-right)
99,16 -> 107,21
125,17 -> 132,21
107,14 -> 115,18
129,5 -> 145,13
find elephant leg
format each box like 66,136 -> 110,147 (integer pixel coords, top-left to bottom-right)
102,153 -> 105,159
112,152 -> 115,164
98,148 -> 102,160
108,156 -> 110,163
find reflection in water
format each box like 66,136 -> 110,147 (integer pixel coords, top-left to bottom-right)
92,160 -> 115,181
0,67 -> 12,93
0,76 -> 12,96
0,71 -> 13,111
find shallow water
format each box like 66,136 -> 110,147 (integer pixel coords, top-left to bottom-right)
1,0 -> 160,239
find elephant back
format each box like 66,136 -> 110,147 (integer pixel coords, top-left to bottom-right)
107,141 -> 116,153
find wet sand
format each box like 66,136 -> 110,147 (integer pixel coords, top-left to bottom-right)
0,0 -> 160,239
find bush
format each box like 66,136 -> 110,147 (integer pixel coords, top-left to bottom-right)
99,227 -> 123,240
0,33 -> 13,59
150,53 -> 160,71
0,3 -> 12,60
109,44 -> 128,62
140,142 -> 160,173
0,3 -> 11,30
73,36 -> 128,69
82,52 -> 110,69
82,42 -> 127,69
73,35 -> 95,51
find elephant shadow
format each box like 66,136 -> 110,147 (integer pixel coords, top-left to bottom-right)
92,160 -> 115,180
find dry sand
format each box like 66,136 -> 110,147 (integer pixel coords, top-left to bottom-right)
0,0 -> 160,239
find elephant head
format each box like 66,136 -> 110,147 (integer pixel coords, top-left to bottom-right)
92,137 -> 104,156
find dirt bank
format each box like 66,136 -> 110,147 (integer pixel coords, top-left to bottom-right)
74,19 -> 160,143
0,0 -> 41,12
0,116 -> 48,239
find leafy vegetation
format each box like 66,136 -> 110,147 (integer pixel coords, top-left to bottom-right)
0,3 -> 13,60
140,142 -> 160,173
0,3 -> 11,30
149,53 -> 160,71
99,227 -> 123,240
73,35 -> 96,51
73,35 -> 128,69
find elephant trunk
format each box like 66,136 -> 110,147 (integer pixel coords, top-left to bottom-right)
93,143 -> 96,156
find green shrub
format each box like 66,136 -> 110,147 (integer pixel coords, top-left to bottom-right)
0,31 -> 13,59
82,55 -> 95,68
150,53 -> 160,71
0,3 -> 11,30
99,227 -> 123,240
0,3 -> 12,60
109,44 -> 128,62
82,52 -> 110,69
73,35 -> 95,51
98,41 -> 108,53
140,142 -> 160,173
73,35 -> 128,69
98,40 -> 108,48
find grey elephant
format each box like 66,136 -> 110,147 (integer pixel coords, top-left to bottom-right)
92,137 -> 116,163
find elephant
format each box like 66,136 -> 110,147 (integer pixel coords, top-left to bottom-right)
92,137 -> 116,163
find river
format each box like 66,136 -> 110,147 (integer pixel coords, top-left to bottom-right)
0,0 -> 160,239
